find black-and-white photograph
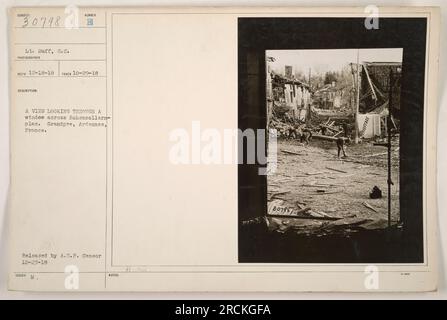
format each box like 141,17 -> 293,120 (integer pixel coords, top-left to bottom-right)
266,49 -> 402,249
238,18 -> 427,263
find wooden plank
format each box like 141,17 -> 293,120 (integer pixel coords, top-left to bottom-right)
363,201 -> 379,213
325,166 -> 348,173
282,149 -> 303,156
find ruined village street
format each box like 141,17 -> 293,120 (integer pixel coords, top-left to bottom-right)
267,138 -> 400,227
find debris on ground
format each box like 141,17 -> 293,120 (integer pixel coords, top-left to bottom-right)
369,186 -> 383,199
241,215 -> 398,236
265,138 -> 400,236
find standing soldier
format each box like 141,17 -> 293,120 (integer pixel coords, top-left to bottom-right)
336,137 -> 347,158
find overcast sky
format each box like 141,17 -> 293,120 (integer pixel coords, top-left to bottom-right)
266,48 -> 403,75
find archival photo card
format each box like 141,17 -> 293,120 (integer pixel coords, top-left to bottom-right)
8,7 -> 439,292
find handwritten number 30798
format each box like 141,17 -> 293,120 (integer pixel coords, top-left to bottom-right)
21,16 -> 61,28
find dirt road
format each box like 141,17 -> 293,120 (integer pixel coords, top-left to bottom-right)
268,138 -> 400,223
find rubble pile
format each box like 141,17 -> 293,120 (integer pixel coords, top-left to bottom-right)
269,111 -> 304,138
270,106 -> 353,141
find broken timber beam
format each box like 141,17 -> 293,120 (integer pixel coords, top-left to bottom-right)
313,134 -> 348,142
